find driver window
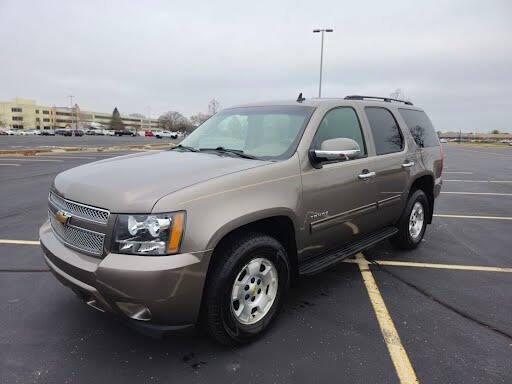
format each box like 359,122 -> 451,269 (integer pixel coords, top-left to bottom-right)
312,107 -> 367,157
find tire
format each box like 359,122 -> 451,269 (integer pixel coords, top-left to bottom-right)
391,189 -> 429,250
202,232 -> 290,346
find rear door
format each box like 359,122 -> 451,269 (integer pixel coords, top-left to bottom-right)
363,107 -> 412,227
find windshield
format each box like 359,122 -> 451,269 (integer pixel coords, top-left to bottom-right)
180,105 -> 315,160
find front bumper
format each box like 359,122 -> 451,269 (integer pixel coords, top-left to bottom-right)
39,220 -> 211,327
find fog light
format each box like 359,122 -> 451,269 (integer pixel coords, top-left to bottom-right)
117,302 -> 152,321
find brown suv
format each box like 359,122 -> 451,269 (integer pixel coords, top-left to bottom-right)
40,95 -> 443,345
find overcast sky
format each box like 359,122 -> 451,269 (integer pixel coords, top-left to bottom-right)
1,0 -> 511,132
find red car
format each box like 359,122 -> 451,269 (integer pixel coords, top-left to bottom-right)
145,131 -> 154,137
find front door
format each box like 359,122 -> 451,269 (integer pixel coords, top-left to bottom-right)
301,107 -> 380,259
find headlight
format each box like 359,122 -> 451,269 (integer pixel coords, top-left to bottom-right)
113,212 -> 185,255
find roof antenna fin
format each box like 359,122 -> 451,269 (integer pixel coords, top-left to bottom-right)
296,92 -> 306,103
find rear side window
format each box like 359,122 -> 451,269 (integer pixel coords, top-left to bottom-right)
312,107 -> 367,157
365,107 -> 404,155
398,109 -> 439,148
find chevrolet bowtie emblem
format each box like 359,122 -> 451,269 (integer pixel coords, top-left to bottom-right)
55,210 -> 72,225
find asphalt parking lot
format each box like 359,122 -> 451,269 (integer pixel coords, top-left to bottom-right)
1,144 -> 511,383
0,135 -> 176,150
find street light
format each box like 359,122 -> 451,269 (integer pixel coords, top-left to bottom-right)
313,28 -> 334,98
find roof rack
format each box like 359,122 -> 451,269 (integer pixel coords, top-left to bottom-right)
344,95 -> 413,106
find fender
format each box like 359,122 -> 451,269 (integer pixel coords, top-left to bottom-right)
205,207 -> 300,251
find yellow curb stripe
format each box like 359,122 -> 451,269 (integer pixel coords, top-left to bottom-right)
441,192 -> 512,196
434,214 -> 512,221
355,254 -> 418,384
444,179 -> 512,183
344,258 -> 512,273
0,239 -> 40,245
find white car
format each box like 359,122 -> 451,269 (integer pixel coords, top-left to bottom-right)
155,130 -> 178,139
439,138 -> 448,143
103,129 -> 115,136
85,128 -> 103,136
20,129 -> 40,136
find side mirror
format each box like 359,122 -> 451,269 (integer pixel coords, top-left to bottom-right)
310,138 -> 361,167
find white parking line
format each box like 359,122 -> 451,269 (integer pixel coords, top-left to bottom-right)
448,147 -> 512,158
0,158 -> 63,162
0,163 -> 21,166
444,179 -> 512,183
0,239 -> 40,245
434,214 -> 512,221
345,258 -> 512,273
355,254 -> 418,384
33,155 -> 98,160
441,192 -> 512,196
443,171 -> 473,174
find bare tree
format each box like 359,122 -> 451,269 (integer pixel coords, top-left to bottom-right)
390,89 -> 412,103
158,111 -> 191,132
190,112 -> 210,127
390,88 -> 405,99
208,98 -> 221,115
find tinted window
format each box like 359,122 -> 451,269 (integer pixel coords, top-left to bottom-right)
312,107 -> 366,157
399,109 -> 439,148
365,107 -> 403,155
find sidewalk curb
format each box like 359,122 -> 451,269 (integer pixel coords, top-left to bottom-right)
0,143 -> 175,157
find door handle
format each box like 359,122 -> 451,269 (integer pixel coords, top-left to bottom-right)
401,161 -> 415,168
358,171 -> 376,180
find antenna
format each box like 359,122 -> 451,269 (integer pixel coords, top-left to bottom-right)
296,92 -> 306,103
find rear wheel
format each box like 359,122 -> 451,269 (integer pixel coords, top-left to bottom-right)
391,189 -> 429,250
202,233 -> 290,345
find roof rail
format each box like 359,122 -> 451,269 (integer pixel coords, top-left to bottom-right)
344,95 -> 413,106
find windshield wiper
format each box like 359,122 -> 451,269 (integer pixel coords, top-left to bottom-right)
170,144 -> 199,152
199,147 -> 259,160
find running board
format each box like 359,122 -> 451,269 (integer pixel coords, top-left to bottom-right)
299,227 -> 398,275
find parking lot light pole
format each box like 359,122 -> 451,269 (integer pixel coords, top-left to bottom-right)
313,28 -> 334,98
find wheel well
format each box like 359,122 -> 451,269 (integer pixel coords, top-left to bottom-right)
409,175 -> 434,223
209,216 -> 298,278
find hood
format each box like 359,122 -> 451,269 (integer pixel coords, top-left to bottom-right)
54,150 -> 269,212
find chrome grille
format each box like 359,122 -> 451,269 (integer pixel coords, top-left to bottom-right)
49,211 -> 105,256
49,192 -> 109,224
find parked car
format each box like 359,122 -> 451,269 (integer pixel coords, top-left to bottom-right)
145,130 -> 154,137
155,130 -> 178,139
55,129 -> 69,136
439,138 -> 448,143
18,129 -> 40,136
40,129 -> 55,136
40,95 -> 443,345
0,130 -> 8,135
115,129 -> 137,136
85,128 -> 102,135
103,129 -> 116,136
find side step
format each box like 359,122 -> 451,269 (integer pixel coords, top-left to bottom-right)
299,227 -> 398,276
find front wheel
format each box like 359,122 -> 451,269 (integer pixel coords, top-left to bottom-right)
202,233 -> 290,345
391,189 -> 429,250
